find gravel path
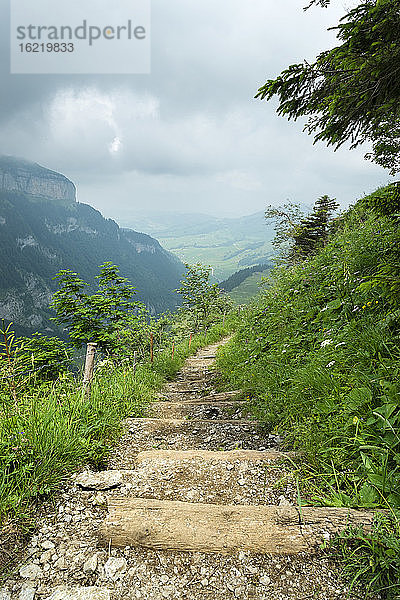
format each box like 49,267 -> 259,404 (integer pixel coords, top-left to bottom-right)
0,339 -> 373,600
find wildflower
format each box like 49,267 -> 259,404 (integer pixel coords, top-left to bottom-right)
321,339 -> 333,348
362,305 -> 366,309
367,302 -> 372,306
353,416 -> 359,425
326,361 -> 335,368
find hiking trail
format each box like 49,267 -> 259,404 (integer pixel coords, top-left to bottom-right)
2,338 -> 372,600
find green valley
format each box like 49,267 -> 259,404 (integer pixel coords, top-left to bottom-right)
119,211 -> 275,281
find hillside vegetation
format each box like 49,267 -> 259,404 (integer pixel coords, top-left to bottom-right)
216,186 -> 400,596
220,264 -> 272,304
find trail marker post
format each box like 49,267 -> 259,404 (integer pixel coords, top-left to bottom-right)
82,342 -> 97,400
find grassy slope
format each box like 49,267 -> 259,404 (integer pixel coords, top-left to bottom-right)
216,198 -> 400,596
228,269 -> 271,304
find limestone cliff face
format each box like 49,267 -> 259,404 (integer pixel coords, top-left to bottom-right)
0,156 -> 76,203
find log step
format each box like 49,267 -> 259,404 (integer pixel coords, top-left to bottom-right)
135,449 -> 290,463
149,401 -> 252,420
99,498 -> 373,555
128,418 -> 256,426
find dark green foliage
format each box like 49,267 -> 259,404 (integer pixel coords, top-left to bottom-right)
176,263 -> 233,330
220,264 -> 271,293
51,263 -> 146,354
256,0 -> 400,173
363,181 -> 400,217
293,195 -> 339,257
329,512 -> 400,599
11,333 -> 72,381
265,196 -> 339,263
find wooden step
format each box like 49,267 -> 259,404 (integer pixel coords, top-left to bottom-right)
154,399 -> 246,408
149,401 -> 251,420
135,449 -> 290,462
128,418 -> 257,426
99,498 -> 373,555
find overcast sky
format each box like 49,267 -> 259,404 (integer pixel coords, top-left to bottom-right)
0,0 -> 394,219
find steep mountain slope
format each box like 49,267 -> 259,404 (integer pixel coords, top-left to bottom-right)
120,211 -> 275,281
0,156 -> 184,336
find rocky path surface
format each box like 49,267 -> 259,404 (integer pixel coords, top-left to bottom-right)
2,339 -> 373,600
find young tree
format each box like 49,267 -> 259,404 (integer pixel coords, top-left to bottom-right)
176,263 -> 230,330
51,262 -> 146,354
266,196 -> 338,263
256,0 -> 400,174
293,195 -> 339,257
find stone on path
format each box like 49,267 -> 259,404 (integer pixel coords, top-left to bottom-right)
74,470 -> 123,491
19,564 -> 42,580
19,584 -> 36,600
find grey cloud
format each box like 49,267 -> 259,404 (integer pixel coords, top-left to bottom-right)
0,0 -> 394,218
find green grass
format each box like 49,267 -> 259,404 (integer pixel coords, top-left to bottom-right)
228,269 -> 271,304
0,319 -> 234,525
216,197 -> 400,597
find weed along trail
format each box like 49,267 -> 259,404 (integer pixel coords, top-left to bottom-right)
4,339 -> 374,600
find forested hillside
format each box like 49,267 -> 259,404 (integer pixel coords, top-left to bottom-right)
0,157 -> 184,336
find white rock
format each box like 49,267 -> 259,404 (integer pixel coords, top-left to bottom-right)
83,555 -> 98,575
104,557 -> 127,579
41,541 -> 55,550
40,550 -> 52,564
160,575 -> 169,584
53,557 -> 67,570
75,471 -> 122,491
246,565 -> 258,575
44,588 -> 110,600
19,564 -> 42,580
259,576 -> 271,586
19,584 -> 36,600
92,493 -> 106,506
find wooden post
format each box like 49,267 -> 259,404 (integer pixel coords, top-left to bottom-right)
150,333 -> 154,364
82,342 -> 97,400
171,342 -> 175,361
189,333 -> 192,349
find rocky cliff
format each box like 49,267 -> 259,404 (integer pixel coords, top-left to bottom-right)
0,156 -> 183,337
0,156 -> 76,203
